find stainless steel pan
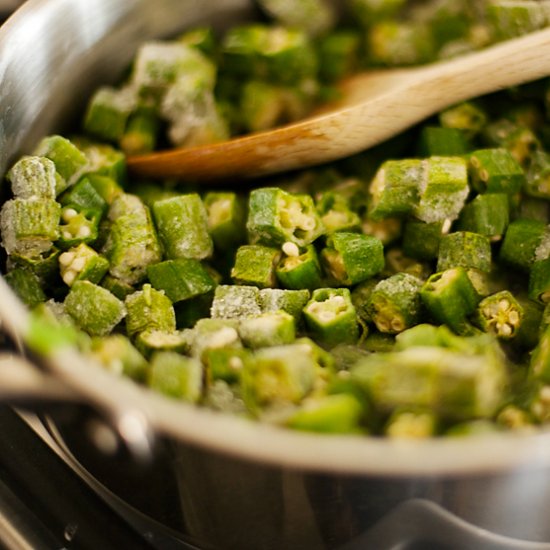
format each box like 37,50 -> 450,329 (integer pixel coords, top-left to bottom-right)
1,1 -> 550,548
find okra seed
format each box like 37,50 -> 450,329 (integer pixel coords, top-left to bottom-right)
500,324 -> 513,337
282,242 -> 300,257
508,311 -> 520,325
62,208 -> 78,222
442,219 -> 452,234
77,225 -> 92,238
498,299 -> 510,310
59,251 -> 75,266
71,257 -> 86,272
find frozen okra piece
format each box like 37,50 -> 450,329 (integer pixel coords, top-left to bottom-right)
414,156 -> 469,224
499,218 -> 546,271
276,244 -> 323,290
529,258 -> 550,304
152,194 -> 212,260
468,148 -> 525,195
4,268 -> 46,308
437,231 -> 492,273
102,194 -> 161,285
303,288 -> 359,347
348,0 -> 406,26
131,41 -> 215,104
315,192 -> 361,234
239,311 -> 296,349
366,273 -> 423,334
257,0 -> 336,36
189,318 -> 242,360
259,288 -> 310,324
231,244 -> 281,289
7,247 -> 61,287
286,394 -> 365,434
83,86 -> 136,143
89,334 -> 148,382
204,347 -> 253,384
317,30 -> 361,83
58,205 -> 101,249
472,290 -> 524,339
64,280 -> 126,336
147,258 -> 217,304
368,159 -> 423,220
241,343 -> 317,417
351,339 -> 508,419
525,150 -> 550,199
7,156 -> 57,199
58,243 -> 109,287
0,198 -> 60,257
529,325 -> 550,383
33,135 -> 88,192
321,232 -> 384,286
457,193 -> 509,241
120,108 -> 160,155
247,187 -> 324,247
59,177 -> 108,215
79,143 -> 127,186
439,101 -> 487,139
362,217 -> 403,246
125,284 -> 176,338
402,220 -> 449,261
486,0 -> 550,40
239,80 -> 287,134
135,329 -> 192,358
177,26 -> 216,56
204,192 -> 246,251
420,268 -> 479,333
384,409 -> 438,439
418,127 -> 469,157
210,285 -> 262,320
148,351 -> 203,403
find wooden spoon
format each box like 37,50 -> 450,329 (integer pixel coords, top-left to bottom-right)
127,27 -> 550,182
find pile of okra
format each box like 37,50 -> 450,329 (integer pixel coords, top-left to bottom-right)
4,0 -> 550,437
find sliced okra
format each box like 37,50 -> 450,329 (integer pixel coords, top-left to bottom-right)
203,347 -> 253,384
286,394 -> 365,434
526,150 -> 550,199
152,194 -> 213,260
238,311 -> 296,349
420,268 -> 480,333
486,0 -> 550,40
83,86 -> 135,143
349,0 -> 406,26
119,108 -> 160,155
402,219 -> 448,261
361,217 -> 403,246
148,351 -> 203,403
174,293 -> 215,329
351,279 -> 378,323
125,284 -> 176,337
303,288 -> 359,347
58,206 -> 101,249
102,194 -> 162,285
363,331 -> 396,353
135,329 -> 192,359
351,339 -> 508,419
259,288 -> 310,324
414,156 -> 469,224
317,30 -> 361,82
7,156 -> 57,199
468,148 -> 525,195
437,231 -> 492,273
241,343 -> 317,416
321,232 -> 384,286
0,198 -> 60,257
472,290 -> 524,339
7,247 -> 61,286
418,127 -> 469,157
33,135 -> 88,192
239,80 -> 288,134
210,285 -> 262,320
231,244 -> 281,289
457,193 -> 509,240
79,142 -> 127,185
315,191 -> 361,234
58,243 -> 109,287
383,248 -> 432,281
368,159 -> 423,220
4,268 -> 46,308
366,273 -> 423,334
147,258 -> 217,303
89,334 -> 148,382
529,258 -> 550,304
384,409 -> 438,439
204,192 -> 247,251
100,274 -> 135,300
439,101 -> 488,138
499,218 -> 546,271
276,244 -> 323,290
59,176 -> 108,215
64,280 -> 126,336
189,318 -> 242,360
247,187 -> 325,247
513,296 -> 543,351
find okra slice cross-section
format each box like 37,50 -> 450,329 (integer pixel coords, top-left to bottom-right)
472,290 -> 524,340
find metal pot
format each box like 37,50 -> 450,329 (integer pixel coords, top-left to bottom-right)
1,1 -> 550,548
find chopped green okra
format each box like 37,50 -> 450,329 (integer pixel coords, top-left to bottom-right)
58,206 -> 101,249
247,187 -> 325,247
190,318 -> 242,360
239,311 -> 296,349
119,108 -> 160,155
303,288 -> 359,347
4,268 -> 46,308
147,258 -> 217,303
486,0 -> 550,40
276,244 -> 323,290
529,257 -> 550,303
58,243 -> 109,287
259,288 -> 310,324
204,192 -> 246,251
384,409 -> 438,438
135,329 -> 192,358
148,351 -> 203,403
499,218 -> 546,271
210,285 -> 262,320
468,148 -> 526,195
7,156 -> 57,199
321,232 -> 384,286
64,281 -> 126,336
315,192 -> 361,234
204,347 -> 252,384
152,194 -> 212,261
525,150 -> 550,198
472,290 -> 524,339
439,101 -> 488,138
366,273 -> 423,334
418,127 -> 470,157
59,177 -> 108,215
231,245 -> 281,289
402,220 -> 448,261
125,284 -> 176,337
437,231 -> 492,273
420,268 -> 480,333
457,193 -> 509,240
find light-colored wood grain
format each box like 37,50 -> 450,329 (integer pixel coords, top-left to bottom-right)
127,27 -> 550,182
